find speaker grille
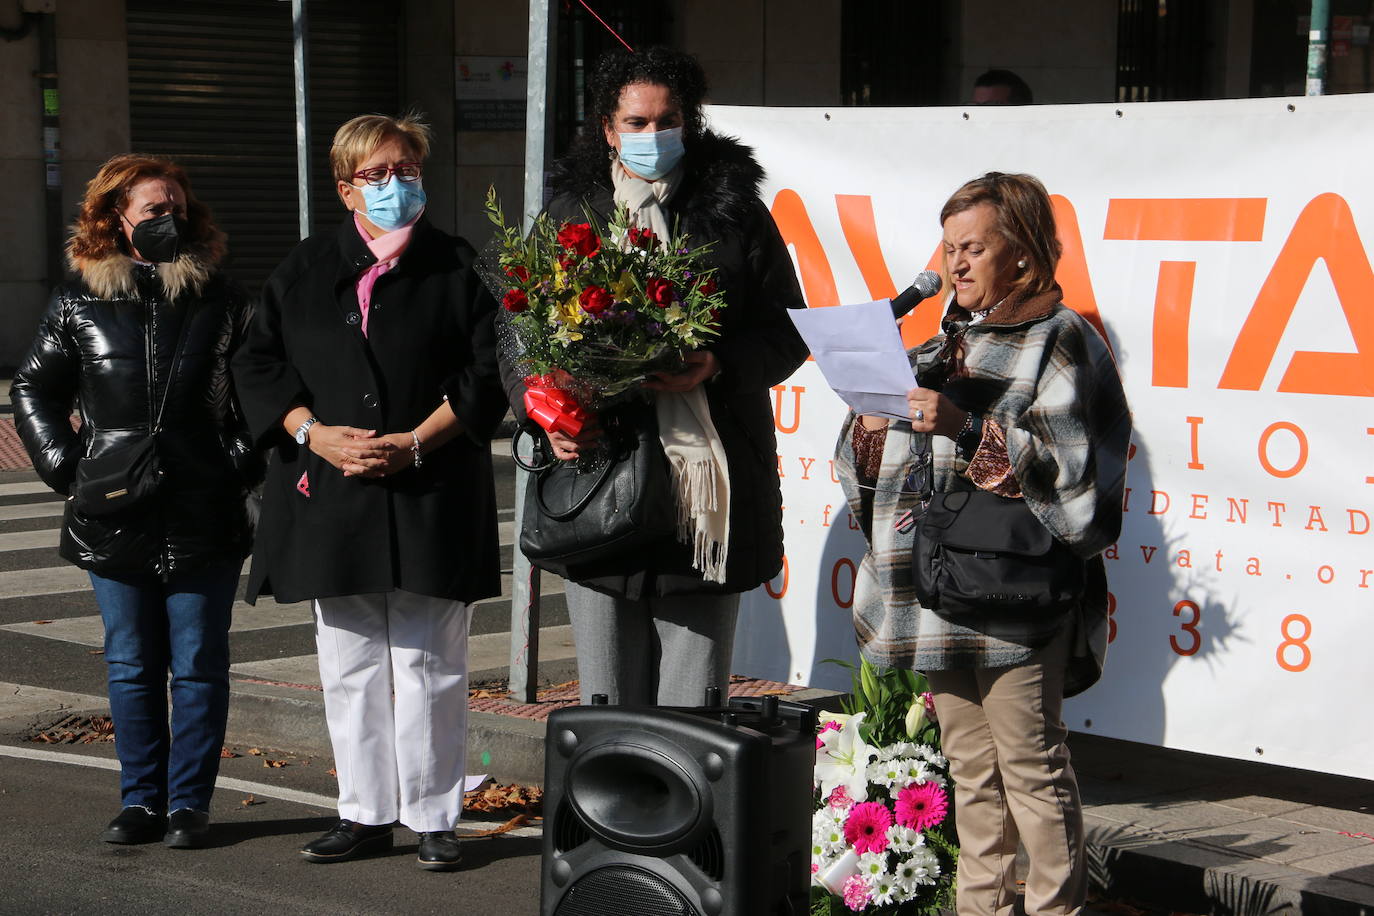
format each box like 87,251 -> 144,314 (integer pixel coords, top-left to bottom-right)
554,865 -> 699,916
687,826 -> 725,881
553,798 -> 591,853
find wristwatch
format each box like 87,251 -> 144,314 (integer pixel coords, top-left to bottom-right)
293,417 -> 319,445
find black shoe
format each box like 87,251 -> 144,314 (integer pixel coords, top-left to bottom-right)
417,831 -> 462,871
300,820 -> 394,863
102,806 -> 166,845
164,808 -> 211,849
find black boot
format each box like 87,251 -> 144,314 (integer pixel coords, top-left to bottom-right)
300,820 -> 394,863
102,806 -> 166,844
417,831 -> 463,871
164,808 -> 211,849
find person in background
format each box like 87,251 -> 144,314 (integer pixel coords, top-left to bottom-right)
501,46 -> 808,707
836,172 -> 1130,915
972,68 -> 1034,105
232,113 -> 506,870
12,154 -> 258,849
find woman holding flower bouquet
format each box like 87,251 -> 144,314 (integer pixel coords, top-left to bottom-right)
835,173 -> 1131,914
500,46 -> 807,707
233,113 -> 506,870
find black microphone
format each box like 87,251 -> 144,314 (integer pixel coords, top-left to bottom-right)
890,270 -> 944,319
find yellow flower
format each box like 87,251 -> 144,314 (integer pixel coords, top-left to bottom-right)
556,298 -> 586,327
663,304 -> 685,324
552,326 -> 584,344
611,272 -> 635,302
553,260 -> 570,292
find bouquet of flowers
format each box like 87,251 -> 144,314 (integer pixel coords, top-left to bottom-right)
811,659 -> 958,914
481,188 -> 727,437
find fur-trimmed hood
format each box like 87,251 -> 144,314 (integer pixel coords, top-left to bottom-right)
548,129 -> 767,237
68,242 -> 222,302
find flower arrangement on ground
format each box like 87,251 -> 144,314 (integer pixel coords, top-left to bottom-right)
481,188 -> 726,436
811,659 -> 958,914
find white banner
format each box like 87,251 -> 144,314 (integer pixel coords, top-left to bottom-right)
715,96 -> 1374,779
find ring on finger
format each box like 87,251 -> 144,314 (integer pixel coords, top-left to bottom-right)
915,408 -> 926,422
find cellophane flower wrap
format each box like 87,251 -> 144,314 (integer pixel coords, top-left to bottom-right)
479,188 -> 726,434
811,659 -> 957,914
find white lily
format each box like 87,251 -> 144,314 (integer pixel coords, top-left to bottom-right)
814,712 -> 878,803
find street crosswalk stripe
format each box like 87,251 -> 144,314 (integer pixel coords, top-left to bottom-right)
1,599 -> 315,647
0,565 -> 90,599
0,528 -> 59,551
0,502 -> 64,522
0,481 -> 53,499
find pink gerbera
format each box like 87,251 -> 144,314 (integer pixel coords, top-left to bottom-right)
895,782 -> 949,831
843,801 -> 893,854
842,874 -> 870,911
816,719 -> 842,749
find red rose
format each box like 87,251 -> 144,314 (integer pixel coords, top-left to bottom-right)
502,289 -> 528,312
697,277 -> 717,296
579,285 -> 613,314
628,226 -> 657,250
557,222 -> 601,259
504,264 -> 530,282
646,277 -> 676,306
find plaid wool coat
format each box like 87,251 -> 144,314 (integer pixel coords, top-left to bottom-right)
834,288 -> 1131,696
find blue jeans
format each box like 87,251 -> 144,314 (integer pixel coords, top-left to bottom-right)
89,562 -> 240,812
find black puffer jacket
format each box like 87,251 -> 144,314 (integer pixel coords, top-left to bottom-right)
12,247 -> 259,577
504,131 -> 809,598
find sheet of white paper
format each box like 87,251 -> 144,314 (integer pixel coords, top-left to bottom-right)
464,774 -> 488,792
788,299 -> 916,420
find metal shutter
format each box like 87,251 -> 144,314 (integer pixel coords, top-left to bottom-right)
127,0 -> 399,292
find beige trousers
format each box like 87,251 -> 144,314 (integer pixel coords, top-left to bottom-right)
926,629 -> 1084,916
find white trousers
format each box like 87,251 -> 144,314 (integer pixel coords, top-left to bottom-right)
313,590 -> 471,832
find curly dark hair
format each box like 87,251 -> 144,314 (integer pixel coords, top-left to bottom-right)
585,45 -> 709,146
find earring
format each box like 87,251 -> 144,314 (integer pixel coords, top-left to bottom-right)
607,148 -> 618,162
1017,258 -> 1027,269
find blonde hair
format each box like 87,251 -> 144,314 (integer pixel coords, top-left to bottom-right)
939,172 -> 1061,298
329,112 -> 433,183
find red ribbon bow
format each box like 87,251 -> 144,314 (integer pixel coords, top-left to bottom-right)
523,383 -> 588,438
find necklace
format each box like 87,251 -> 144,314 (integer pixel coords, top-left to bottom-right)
971,294 -> 1009,320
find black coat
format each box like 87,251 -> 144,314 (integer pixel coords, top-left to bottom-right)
232,216 -> 507,605
504,131 -> 809,599
12,250 -> 258,577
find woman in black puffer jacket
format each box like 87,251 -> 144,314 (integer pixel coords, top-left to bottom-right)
12,154 -> 257,850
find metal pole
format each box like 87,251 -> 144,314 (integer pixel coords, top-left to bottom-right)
291,0 -> 313,238
37,13 -> 62,286
509,0 -> 559,705
1306,0 -> 1329,96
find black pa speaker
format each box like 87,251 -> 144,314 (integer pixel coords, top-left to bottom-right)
540,692 -> 817,916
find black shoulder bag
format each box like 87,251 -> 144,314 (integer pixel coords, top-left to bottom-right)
74,308 -> 193,517
513,403 -> 676,577
910,437 -> 1086,615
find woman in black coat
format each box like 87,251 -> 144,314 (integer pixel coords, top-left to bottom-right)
12,154 -> 256,849
503,47 -> 808,707
232,113 -> 506,870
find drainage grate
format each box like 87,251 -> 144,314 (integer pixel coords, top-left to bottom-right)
25,714 -> 116,744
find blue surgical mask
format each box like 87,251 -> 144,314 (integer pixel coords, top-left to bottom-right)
358,176 -> 426,231
616,127 -> 685,181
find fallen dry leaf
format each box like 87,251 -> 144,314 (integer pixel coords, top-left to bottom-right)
34,620 -> 52,625
326,767 -> 337,777
219,747 -> 240,759
469,688 -> 510,700
240,794 -> 263,807
247,747 -> 264,756
262,758 -> 288,768
460,814 -> 529,838
463,781 -> 543,815
87,649 -> 104,655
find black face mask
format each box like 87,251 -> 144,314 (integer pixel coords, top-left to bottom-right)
129,212 -> 187,263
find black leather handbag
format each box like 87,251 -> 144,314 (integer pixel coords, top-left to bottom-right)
514,404 -> 676,577
74,307 -> 193,517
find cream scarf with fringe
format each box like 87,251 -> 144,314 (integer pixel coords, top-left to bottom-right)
611,159 -> 731,583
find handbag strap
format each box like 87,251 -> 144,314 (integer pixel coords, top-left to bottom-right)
149,304 -> 195,434
535,457 -> 617,521
511,423 -> 558,473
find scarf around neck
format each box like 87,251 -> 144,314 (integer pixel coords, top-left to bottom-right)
610,158 -> 730,583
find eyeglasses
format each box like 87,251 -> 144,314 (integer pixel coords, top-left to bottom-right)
350,162 -> 423,187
